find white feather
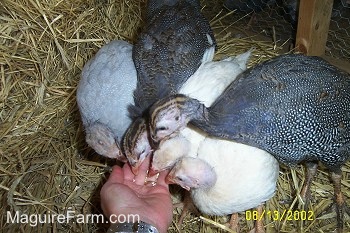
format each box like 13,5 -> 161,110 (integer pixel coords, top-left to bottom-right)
191,139 -> 279,215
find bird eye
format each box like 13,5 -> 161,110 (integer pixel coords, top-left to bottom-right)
175,116 -> 179,121
157,126 -> 168,131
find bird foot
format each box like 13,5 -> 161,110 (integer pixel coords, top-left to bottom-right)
318,197 -> 350,233
329,172 -> 350,232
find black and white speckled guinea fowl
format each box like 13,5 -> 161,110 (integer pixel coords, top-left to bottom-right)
149,54 -> 350,232
130,0 -> 216,116
77,40 -> 137,161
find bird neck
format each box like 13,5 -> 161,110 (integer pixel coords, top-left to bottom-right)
182,97 -> 209,124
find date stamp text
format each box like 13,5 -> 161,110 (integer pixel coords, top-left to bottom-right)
245,210 -> 314,221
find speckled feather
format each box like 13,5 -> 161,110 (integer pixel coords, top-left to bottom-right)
131,0 -> 215,115
192,54 -> 350,170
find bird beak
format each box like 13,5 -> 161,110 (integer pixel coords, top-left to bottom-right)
166,175 -> 191,191
151,133 -> 158,143
165,175 -> 175,185
150,133 -> 159,143
131,165 -> 140,175
116,151 -> 128,163
148,167 -> 159,177
130,160 -> 143,175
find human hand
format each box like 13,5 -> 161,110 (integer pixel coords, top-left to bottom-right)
100,156 -> 173,233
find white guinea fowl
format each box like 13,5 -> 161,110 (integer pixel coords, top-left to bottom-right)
151,49 -> 253,172
77,40 -> 137,161
167,142 -> 279,232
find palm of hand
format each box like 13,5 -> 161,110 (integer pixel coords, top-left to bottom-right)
101,157 -> 173,233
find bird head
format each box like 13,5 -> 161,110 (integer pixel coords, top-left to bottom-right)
150,135 -> 191,176
149,94 -> 200,143
166,157 -> 216,191
85,122 -> 126,162
166,158 -> 200,191
123,118 -> 153,175
149,149 -> 178,176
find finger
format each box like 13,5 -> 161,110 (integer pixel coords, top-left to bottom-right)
105,165 -> 124,185
155,169 -> 170,188
133,154 -> 152,185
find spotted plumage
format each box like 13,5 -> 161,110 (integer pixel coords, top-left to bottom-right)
131,0 -> 215,116
190,54 -> 350,171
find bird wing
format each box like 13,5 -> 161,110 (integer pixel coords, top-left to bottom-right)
132,0 -> 215,114
193,54 -> 350,166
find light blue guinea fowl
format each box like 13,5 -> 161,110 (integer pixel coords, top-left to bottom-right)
149,54 -> 350,232
77,40 -> 137,161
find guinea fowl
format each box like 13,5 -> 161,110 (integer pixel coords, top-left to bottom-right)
123,0 -> 215,173
130,0 -> 215,115
167,142 -> 278,233
149,54 -> 350,232
77,40 -> 137,161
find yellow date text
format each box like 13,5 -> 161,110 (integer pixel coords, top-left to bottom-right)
245,210 -> 314,221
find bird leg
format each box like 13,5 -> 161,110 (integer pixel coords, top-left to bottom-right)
247,205 -> 265,233
300,162 -> 318,208
229,213 -> 240,233
173,190 -> 200,226
330,171 -> 350,233
254,205 -> 265,233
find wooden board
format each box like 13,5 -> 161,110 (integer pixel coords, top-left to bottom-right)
295,0 -> 334,56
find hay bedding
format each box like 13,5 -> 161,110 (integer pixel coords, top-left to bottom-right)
0,0 -> 349,232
